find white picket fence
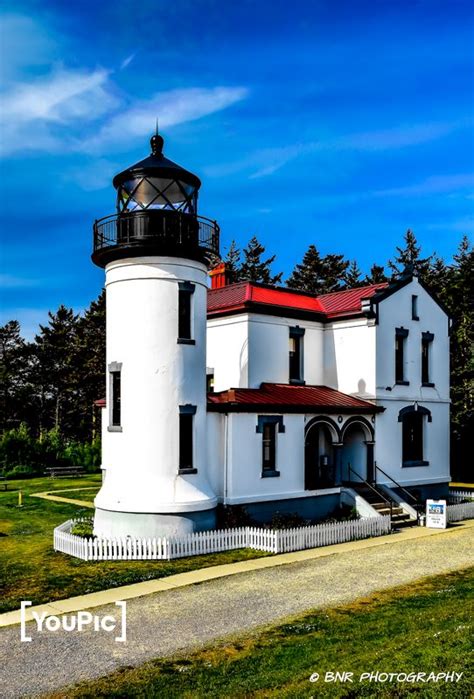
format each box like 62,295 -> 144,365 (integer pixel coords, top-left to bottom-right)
447,500 -> 474,522
448,489 -> 474,503
54,515 -> 392,562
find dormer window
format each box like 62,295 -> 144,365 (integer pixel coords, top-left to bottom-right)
289,326 -> 305,384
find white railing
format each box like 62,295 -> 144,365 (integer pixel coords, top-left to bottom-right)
54,516 -> 392,562
447,501 -> 474,522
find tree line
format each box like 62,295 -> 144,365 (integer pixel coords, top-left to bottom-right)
0,231 -> 472,478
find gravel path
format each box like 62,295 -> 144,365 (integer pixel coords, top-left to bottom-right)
0,525 -> 472,698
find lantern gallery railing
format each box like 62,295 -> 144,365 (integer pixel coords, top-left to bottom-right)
92,210 -> 220,267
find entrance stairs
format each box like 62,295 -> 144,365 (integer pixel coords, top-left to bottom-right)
351,483 -> 418,529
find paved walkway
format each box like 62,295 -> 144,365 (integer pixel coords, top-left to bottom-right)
30,488 -> 96,509
0,522 -> 472,698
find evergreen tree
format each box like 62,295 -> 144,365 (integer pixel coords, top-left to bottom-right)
388,229 -> 433,278
446,236 -> 474,476
76,291 -> 106,441
344,260 -> 364,289
0,321 -> 30,430
287,245 -> 349,294
364,264 -> 388,284
224,240 -> 243,283
240,236 -> 282,285
33,306 -> 80,437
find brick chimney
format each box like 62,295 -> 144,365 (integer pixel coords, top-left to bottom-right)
209,262 -> 229,289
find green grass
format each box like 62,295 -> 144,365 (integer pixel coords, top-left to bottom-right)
54,487 -> 99,503
48,568 -> 474,699
0,476 -> 269,613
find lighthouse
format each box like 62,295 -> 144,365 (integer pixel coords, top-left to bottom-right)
92,133 -> 220,539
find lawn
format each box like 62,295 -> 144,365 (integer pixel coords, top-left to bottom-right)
48,568 -> 474,699
0,476 -> 269,614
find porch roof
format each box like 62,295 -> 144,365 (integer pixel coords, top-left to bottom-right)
207,382 -> 383,413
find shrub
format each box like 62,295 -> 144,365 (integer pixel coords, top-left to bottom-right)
320,504 -> 360,524
0,424 -> 43,474
4,464 -> 37,479
216,504 -> 254,528
269,511 -> 310,529
71,520 -> 94,537
0,424 -> 101,475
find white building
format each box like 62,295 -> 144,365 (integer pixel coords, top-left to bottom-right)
92,135 -> 450,539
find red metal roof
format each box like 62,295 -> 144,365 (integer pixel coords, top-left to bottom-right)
208,281 -> 388,320
317,283 -> 388,318
208,382 -> 381,413
207,282 -> 325,317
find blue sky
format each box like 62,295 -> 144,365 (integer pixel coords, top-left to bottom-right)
1,0 -> 473,337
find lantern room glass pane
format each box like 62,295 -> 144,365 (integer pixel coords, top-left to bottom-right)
120,178 -> 196,212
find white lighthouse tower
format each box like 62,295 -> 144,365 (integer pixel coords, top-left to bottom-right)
92,132 -> 219,538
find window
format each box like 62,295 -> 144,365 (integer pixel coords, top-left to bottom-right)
179,405 -> 196,473
206,369 -> 215,393
262,422 -> 276,472
178,282 -> 195,343
399,405 -> 431,466
256,416 -> 284,477
421,332 -> 434,386
402,411 -> 423,462
289,326 -> 305,384
108,362 -> 122,431
395,327 -> 409,385
411,295 -> 419,321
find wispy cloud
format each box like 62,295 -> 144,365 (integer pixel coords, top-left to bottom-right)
0,14 -> 56,85
204,120 -> 466,181
120,53 -> 136,70
83,86 -> 249,152
373,173 -> 474,197
0,274 -> 42,289
0,67 -> 119,155
335,121 -> 458,151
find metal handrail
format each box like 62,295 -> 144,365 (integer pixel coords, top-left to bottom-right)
347,465 -> 393,521
92,210 -> 220,266
375,464 -> 422,508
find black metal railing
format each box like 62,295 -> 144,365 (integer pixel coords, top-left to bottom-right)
92,210 -> 220,267
375,464 -> 422,521
346,464 -> 393,522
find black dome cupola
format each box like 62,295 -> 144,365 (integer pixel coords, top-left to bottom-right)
92,132 -> 219,268
112,134 -> 201,214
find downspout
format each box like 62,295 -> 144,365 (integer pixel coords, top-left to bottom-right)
223,412 -> 229,505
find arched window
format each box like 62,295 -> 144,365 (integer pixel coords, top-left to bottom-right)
398,405 -> 431,466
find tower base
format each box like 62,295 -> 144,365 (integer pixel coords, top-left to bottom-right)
93,506 -> 216,539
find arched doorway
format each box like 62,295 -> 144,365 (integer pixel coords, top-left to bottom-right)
304,418 -> 339,489
340,417 -> 375,484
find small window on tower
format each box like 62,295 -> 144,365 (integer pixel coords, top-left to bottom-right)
178,282 -> 195,344
108,362 -> 122,431
179,405 -> 197,473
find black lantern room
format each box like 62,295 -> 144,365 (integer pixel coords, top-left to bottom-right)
92,133 -> 219,268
